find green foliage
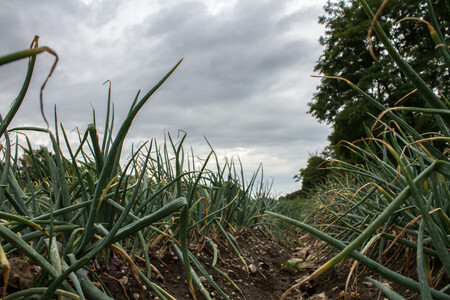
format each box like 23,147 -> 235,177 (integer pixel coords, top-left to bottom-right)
293,154 -> 330,197
271,0 -> 450,299
18,147 -> 71,183
0,37 -> 279,299
280,154 -> 330,221
280,258 -> 314,272
310,0 -> 449,161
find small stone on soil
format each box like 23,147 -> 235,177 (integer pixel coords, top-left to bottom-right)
363,281 -> 374,287
119,276 -> 129,285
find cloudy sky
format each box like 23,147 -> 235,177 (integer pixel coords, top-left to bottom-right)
1,0 -> 331,196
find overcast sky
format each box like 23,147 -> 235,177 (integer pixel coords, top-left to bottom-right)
1,0 -> 331,196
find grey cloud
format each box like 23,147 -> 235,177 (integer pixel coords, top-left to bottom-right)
1,0 -> 331,195
276,5 -> 325,31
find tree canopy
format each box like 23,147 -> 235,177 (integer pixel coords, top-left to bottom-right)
290,154 -> 330,199
310,0 -> 449,161
291,0 -> 449,197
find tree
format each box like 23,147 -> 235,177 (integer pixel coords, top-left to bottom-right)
310,0 -> 449,161
291,154 -> 330,198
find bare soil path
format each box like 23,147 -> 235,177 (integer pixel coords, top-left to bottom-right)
92,228 -> 419,300
3,228 -> 423,299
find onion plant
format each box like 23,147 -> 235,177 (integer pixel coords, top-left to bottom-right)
0,36 -> 277,299
268,0 -> 450,299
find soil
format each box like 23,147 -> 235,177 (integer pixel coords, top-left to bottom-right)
87,228 -> 423,300
4,227 -> 440,299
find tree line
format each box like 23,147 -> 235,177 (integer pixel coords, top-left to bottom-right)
289,0 -> 449,199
